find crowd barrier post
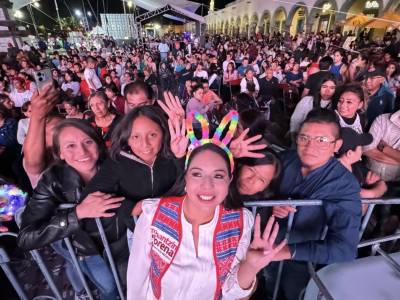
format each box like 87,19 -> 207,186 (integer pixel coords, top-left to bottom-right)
63,237 -> 94,300
7,198 -> 400,300
372,244 -> 400,275
14,209 -> 63,300
244,198 -> 400,299
359,204 -> 376,240
307,262 -> 334,300
0,232 -> 29,300
272,211 -> 295,300
307,234 -> 400,298
29,249 -> 63,300
95,217 -> 125,300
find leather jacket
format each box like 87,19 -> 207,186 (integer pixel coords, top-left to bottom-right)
17,163 -> 129,262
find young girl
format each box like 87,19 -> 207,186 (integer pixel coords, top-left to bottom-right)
81,105 -> 187,228
127,111 -> 285,299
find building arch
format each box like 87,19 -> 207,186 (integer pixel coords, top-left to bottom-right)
223,20 -> 229,35
259,10 -> 272,35
308,0 -> 338,33
235,16 -> 241,36
229,17 -> 235,35
338,0 -> 384,23
241,15 -> 249,37
287,3 -> 308,35
272,7 -> 287,33
249,13 -> 259,36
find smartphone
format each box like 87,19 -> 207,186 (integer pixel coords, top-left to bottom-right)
33,68 -> 53,91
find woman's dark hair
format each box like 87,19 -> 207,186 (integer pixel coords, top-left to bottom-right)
110,105 -> 173,160
65,69 -> 80,82
21,101 -> 31,113
105,83 -> 120,95
192,84 -> 203,94
334,49 -> 348,65
63,97 -> 81,109
52,119 -> 107,163
312,73 -> 337,109
239,109 -> 267,137
235,147 -> 282,198
166,143 -> 243,209
0,104 -> 9,119
387,62 -> 399,78
227,62 -> 235,71
334,83 -> 365,109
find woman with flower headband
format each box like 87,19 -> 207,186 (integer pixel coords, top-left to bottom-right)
127,111 -> 286,300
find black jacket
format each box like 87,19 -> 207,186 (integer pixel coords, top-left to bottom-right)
81,151 -> 184,229
17,164 -> 129,262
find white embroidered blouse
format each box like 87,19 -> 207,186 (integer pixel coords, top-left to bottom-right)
127,198 -> 255,300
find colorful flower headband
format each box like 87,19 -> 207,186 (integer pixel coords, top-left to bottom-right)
185,110 -> 239,174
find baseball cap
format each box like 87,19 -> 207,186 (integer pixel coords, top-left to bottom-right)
338,127 -> 373,156
365,65 -> 386,78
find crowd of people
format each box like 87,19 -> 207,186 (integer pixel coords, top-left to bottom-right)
1,28 -> 400,299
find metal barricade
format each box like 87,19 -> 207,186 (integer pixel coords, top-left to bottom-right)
4,198 -> 400,299
244,198 -> 400,300
0,232 -> 29,300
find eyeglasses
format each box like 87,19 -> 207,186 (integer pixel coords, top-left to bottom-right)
296,134 -> 336,149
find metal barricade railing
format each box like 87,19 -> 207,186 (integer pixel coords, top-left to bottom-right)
244,198 -> 400,300
0,232 -> 29,300
307,234 -> 400,300
3,198 -> 400,299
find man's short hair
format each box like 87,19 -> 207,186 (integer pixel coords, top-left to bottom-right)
319,56 -> 334,71
87,56 -> 97,63
124,81 -> 153,100
300,109 -> 340,139
201,78 -> 208,85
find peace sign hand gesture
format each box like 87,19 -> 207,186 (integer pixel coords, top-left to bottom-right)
245,215 -> 287,272
168,118 -> 188,159
158,91 -> 185,124
230,129 -> 267,159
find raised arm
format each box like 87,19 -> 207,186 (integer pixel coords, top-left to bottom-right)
23,83 -> 58,175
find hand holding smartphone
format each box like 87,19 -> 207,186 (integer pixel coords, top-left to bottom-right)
33,68 -> 53,92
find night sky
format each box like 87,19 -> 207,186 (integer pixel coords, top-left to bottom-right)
16,0 -> 235,33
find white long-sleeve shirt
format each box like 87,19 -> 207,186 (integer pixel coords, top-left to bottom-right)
240,77 -> 260,94
17,118 -> 30,146
127,199 -> 255,300
290,96 -> 332,133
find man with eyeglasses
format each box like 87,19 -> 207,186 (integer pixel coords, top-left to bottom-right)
365,66 -> 395,128
263,109 -> 362,300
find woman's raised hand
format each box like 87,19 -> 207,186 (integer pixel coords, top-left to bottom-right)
168,118 -> 188,159
230,128 -> 267,159
245,215 -> 287,272
76,191 -> 124,219
157,91 -> 185,124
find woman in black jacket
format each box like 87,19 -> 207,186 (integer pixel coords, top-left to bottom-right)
80,105 -> 187,229
18,119 -> 125,300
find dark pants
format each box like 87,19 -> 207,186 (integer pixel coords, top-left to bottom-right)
263,260 -> 310,300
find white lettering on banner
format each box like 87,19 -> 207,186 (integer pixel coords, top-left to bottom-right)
151,227 -> 178,263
